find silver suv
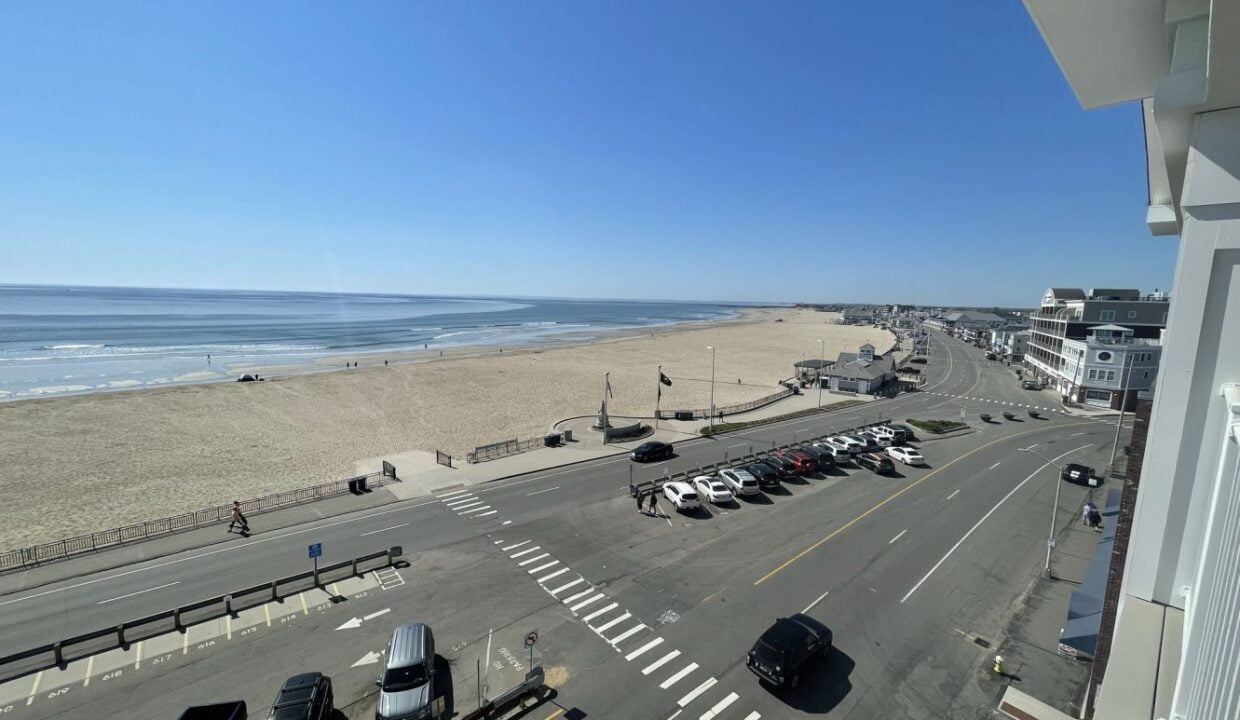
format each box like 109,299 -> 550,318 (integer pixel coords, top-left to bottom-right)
377,623 -> 440,720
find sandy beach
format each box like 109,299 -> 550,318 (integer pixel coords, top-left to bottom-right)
0,308 -> 892,550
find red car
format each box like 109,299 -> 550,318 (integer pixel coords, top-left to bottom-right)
776,450 -> 817,474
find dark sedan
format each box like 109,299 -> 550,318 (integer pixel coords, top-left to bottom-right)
630,441 -> 674,462
1061,463 -> 1100,487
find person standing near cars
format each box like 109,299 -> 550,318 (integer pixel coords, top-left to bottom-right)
647,489 -> 660,517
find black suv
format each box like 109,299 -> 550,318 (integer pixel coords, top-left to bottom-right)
266,672 -> 333,720
630,441 -> 673,462
798,444 -> 836,470
743,462 -> 781,490
746,613 -> 832,688
1061,463 -> 1100,487
756,455 -> 798,479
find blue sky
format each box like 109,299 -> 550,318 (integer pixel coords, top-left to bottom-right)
0,2 -> 1176,307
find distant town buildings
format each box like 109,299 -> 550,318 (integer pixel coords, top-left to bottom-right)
1023,288 -> 1168,410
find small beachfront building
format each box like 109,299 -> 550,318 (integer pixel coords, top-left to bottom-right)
823,343 -> 897,394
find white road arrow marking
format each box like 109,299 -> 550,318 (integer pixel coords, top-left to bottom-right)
352,651 -> 383,667
336,608 -> 391,630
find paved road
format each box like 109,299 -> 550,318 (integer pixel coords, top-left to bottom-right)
0,331 -> 1120,718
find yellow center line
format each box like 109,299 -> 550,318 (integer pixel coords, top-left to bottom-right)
83,655 -> 95,686
226,614 -> 233,640
264,604 -> 272,627
182,630 -> 190,655
135,640 -> 145,668
300,593 -> 309,616
26,670 -> 43,705
753,421 -> 1093,586
542,710 -> 565,720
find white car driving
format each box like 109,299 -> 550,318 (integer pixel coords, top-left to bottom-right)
886,446 -> 925,466
692,475 -> 734,504
718,468 -> 761,496
663,481 -> 702,511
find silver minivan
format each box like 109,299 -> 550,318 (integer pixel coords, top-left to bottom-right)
376,623 -> 440,720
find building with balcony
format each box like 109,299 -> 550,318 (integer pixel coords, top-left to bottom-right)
1058,325 -> 1163,410
1024,288 -> 1168,402
1021,1 -> 1240,718
991,326 -> 1031,363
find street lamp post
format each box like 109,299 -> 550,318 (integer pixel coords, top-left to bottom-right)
1019,445 -> 1066,577
707,345 -> 716,432
817,339 -> 825,410
1107,354 -> 1137,476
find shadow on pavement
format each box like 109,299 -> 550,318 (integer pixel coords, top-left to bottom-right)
765,647 -> 855,713
741,493 -> 774,505
433,655 -> 454,718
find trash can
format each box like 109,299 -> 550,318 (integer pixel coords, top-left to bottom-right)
562,429 -> 573,442
675,411 -> 693,421
544,433 -> 561,447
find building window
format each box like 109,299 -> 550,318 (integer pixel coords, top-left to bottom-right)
1106,370 -> 1116,382
1143,371 -> 1150,379
1087,369 -> 1097,380
1100,310 -> 1116,321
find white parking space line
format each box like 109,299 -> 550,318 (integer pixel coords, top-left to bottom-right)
700,692 -> 740,719
802,589 -> 830,614
593,612 -> 631,634
677,677 -> 717,707
889,530 -> 907,545
438,488 -> 472,499
510,546 -> 542,558
538,568 -> 569,584
582,602 -> 620,623
989,462 -> 1001,470
660,662 -> 700,689
527,560 -> 559,575
526,486 -> 560,496
563,588 -> 595,604
946,488 -> 961,500
361,523 -> 408,537
626,636 -> 665,661
518,553 -> 551,566
445,496 -> 478,507
609,624 -> 647,646
97,581 -> 181,605
902,444 -> 1092,604
643,649 -> 681,675
457,505 -> 492,515
550,578 -> 586,596
743,712 -> 761,720
502,540 -> 531,551
570,593 -> 606,612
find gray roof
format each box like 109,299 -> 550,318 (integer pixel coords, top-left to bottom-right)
825,351 -> 896,380
793,359 -> 834,369
1048,288 -> 1087,300
942,310 -> 1006,324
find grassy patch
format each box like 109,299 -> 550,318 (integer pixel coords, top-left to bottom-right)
698,400 -> 867,436
905,418 -> 969,434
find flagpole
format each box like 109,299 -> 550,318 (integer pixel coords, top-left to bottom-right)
655,365 -> 662,430
602,372 -> 610,443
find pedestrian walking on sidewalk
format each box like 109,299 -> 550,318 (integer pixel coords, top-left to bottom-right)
228,501 -> 249,534
1089,508 -> 1103,531
636,488 -> 644,513
647,489 -> 660,517
1081,500 -> 1094,525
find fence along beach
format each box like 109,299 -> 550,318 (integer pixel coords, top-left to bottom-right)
0,307 -> 892,550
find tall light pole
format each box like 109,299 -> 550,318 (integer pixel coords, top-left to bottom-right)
1020,445 -> 1066,577
707,345 -> 716,432
817,339 -> 826,409
1107,353 -> 1137,476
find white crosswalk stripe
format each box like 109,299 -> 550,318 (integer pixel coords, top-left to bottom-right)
677,677 -> 717,707
593,612 -> 631,634
643,650 -> 681,675
699,691 -> 739,719
569,593 -> 606,612
527,560 -> 559,575
538,567 -> 569,584
510,546 -> 541,558
582,602 -> 619,623
549,578 -> 586,596
518,553 -> 551,566
660,662 -> 699,689
608,624 -> 647,646
625,637 -> 665,661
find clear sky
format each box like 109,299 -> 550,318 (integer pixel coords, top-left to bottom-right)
0,1 -> 1177,307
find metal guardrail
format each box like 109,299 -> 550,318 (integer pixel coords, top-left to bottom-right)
467,435 -> 549,464
0,547 -> 404,685
0,466 -> 400,574
687,387 -> 795,420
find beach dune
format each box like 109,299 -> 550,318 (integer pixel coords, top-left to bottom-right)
0,309 -> 892,550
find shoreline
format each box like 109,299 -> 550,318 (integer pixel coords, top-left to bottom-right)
0,307 -> 893,550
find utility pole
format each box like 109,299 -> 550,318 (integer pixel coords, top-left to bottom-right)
817,338 -> 825,410
1107,353 -> 1136,475
1020,445 -> 1066,578
707,346 -> 717,431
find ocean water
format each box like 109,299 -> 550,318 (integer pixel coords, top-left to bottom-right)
0,285 -> 741,400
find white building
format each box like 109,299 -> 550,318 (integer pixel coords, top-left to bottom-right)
1058,325 -> 1163,410
1023,1 -> 1240,718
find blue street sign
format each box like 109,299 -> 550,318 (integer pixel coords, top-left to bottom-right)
308,543 -> 322,559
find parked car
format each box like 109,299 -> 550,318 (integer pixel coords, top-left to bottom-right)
377,623 -> 439,720
758,455 -> 798,479
886,446 -> 925,466
887,423 -> 917,441
692,475 -> 734,505
743,462 -> 782,489
821,437 -> 855,457
630,441 -> 674,462
830,435 -> 864,455
1061,463 -> 1101,487
775,449 -> 817,474
719,468 -> 761,496
746,613 -> 833,688
1021,379 -> 1043,390
856,452 -> 895,474
811,442 -> 851,464
986,352 -> 997,361
799,444 -> 837,470
848,434 -> 879,452
871,425 -> 907,445
267,673 -> 333,720
663,481 -> 702,511
859,431 -> 892,448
